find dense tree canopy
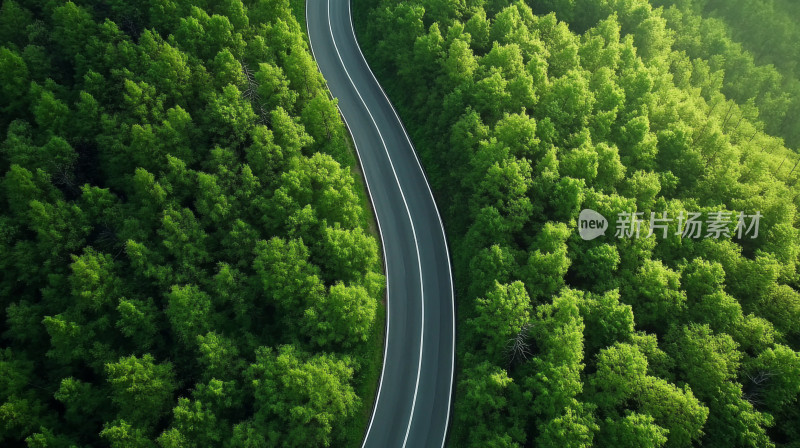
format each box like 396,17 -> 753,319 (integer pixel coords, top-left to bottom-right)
356,0 -> 800,446
0,0 -> 384,446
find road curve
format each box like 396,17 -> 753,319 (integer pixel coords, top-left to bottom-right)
306,1 -> 455,447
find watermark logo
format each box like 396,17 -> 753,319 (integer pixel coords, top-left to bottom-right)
578,209 -> 609,240
578,209 -> 762,241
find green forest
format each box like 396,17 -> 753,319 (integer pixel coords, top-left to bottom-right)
2,0 -> 800,446
354,0 -> 800,447
0,0 -> 386,446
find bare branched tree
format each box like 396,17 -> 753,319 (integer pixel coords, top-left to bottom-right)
52,163 -> 80,198
743,370 -> 774,408
743,391 -> 764,407
506,322 -> 533,366
241,61 -> 259,102
748,370 -> 774,386
240,60 -> 270,126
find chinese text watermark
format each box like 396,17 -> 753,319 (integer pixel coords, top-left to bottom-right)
579,209 -> 761,241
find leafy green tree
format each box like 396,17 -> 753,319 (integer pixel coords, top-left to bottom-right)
623,260 -> 686,332
157,207 -> 210,284
667,324 -> 742,399
536,401 -> 599,448
746,345 -> 800,411
589,342 -> 649,411
522,222 -> 572,300
454,360 -> 524,447
578,289 -> 634,356
100,420 -> 155,448
570,242 -> 621,290
69,248 -> 123,312
474,158 -> 534,232
228,421 -> 266,448
465,9 -> 491,52
248,345 -> 359,447
283,41 -> 324,107
31,86 -> 70,138
0,1 -> 32,48
271,153 -> 364,230
467,281 -> 533,365
759,284 -> 800,340
636,376 -> 709,448
54,377 -> 105,433
494,112 -> 540,160
195,172 -> 231,225
248,0 -> 294,25
157,398 -> 223,448
539,71 -> 594,137
204,84 -> 256,146
116,298 -> 160,350
165,284 -> 213,346
256,62 -> 297,113
443,36 -> 479,91
314,224 -> 380,285
304,283 -> 377,348
0,48 -> 28,117
138,32 -> 193,104
301,95 -> 347,157
466,244 -> 518,299
597,413 -> 668,448
0,349 -> 52,441
253,237 -> 324,315
51,2 -> 95,61
245,125 -> 292,184
105,354 -> 176,429
527,289 -> 586,422
471,70 -> 512,122
561,144 -> 599,182
700,382 -> 774,448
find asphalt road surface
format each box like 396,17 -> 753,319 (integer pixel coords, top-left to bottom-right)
306,1 -> 456,447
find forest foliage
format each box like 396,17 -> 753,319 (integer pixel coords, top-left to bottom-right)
0,0 -> 385,446
649,0 -> 800,153
355,0 -> 800,446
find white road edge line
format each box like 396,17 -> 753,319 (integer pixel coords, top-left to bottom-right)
324,2 -> 426,447
304,5 -> 394,448
323,3 -> 426,446
345,2 -> 456,447
327,0 -> 425,448
308,2 -> 427,447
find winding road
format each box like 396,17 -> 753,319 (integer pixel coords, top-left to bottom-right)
306,1 -> 456,447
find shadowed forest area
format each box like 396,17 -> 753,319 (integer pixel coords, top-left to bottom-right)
0,0 -> 385,446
